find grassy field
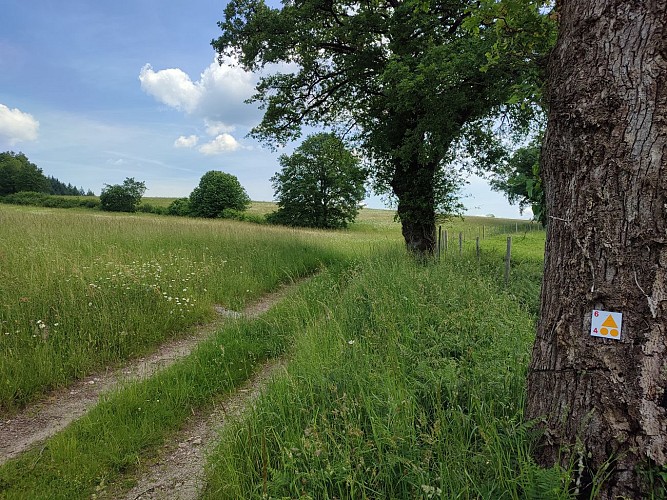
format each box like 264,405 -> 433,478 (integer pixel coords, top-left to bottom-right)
204,248 -> 564,499
0,202 -> 560,498
0,205 -> 362,411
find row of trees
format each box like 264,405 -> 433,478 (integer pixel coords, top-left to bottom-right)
162,134 -> 366,230
0,151 -> 92,197
1,139 -> 364,230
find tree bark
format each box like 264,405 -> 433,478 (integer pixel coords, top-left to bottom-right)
525,1 -> 667,497
391,158 -> 437,255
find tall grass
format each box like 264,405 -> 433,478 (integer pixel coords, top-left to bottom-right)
0,202 -> 558,499
451,231 -> 546,316
0,247 -> 564,500
0,262 -> 352,499
0,206 -> 347,411
204,247 -> 568,499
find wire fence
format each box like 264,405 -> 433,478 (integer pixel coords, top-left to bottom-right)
436,222 -> 545,287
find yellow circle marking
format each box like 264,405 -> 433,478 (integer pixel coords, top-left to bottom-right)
600,328 -> 608,336
610,329 -> 619,337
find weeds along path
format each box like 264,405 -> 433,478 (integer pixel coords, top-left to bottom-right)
118,357 -> 285,500
0,281 -> 300,466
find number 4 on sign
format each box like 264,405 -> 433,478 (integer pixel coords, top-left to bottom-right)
591,310 -> 622,340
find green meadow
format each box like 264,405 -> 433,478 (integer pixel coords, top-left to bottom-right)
0,205 -> 346,411
0,203 -> 568,499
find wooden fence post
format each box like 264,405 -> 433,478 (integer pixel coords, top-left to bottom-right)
437,225 -> 442,262
505,236 -> 512,286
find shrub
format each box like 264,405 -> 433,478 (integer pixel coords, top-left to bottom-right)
0,192 -> 101,210
0,191 -> 49,205
79,198 -> 100,209
137,203 -> 167,215
220,208 -> 267,224
166,197 -> 191,216
189,171 -> 250,218
99,178 -> 146,212
41,197 -> 81,209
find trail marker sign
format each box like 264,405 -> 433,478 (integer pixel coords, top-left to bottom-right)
590,310 -> 622,340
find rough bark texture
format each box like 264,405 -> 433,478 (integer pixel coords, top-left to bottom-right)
525,1 -> 667,497
392,159 -> 437,255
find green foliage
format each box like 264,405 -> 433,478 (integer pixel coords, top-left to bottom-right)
220,208 -> 267,224
189,171 -> 250,218
136,203 -> 167,215
47,176 -> 88,196
489,137 -> 546,224
166,197 -> 191,216
99,177 -> 147,212
0,191 -> 100,209
269,133 -> 366,229
213,0 -> 556,251
0,151 -> 50,195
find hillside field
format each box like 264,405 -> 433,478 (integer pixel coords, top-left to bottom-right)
0,202 -> 570,499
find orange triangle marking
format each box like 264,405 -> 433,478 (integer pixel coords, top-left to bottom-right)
601,315 -> 618,329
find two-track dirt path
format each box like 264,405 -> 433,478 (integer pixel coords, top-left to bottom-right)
118,357 -> 285,500
0,281 -> 299,468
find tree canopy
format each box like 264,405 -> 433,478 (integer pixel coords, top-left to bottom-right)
213,0 -> 555,253
189,170 -> 250,218
48,176 -> 89,196
269,133 -> 366,228
0,151 -> 50,196
99,178 -> 147,212
489,136 -> 545,224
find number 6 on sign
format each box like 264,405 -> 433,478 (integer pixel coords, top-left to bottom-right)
591,310 -> 622,340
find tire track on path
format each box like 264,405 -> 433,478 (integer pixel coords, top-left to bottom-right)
119,357 -> 285,500
0,281 -> 300,466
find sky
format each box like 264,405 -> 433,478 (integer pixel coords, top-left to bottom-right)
0,0 -> 530,219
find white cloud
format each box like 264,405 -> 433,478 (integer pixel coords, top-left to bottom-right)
138,58 -> 260,128
204,119 -> 235,136
0,104 -> 39,144
138,64 -> 201,113
174,135 -> 199,148
198,134 -> 240,155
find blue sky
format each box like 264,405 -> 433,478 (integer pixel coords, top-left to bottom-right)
0,0 -> 529,218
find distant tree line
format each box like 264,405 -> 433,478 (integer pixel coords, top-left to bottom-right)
0,151 -> 93,197
48,176 -> 92,196
1,138 -> 367,230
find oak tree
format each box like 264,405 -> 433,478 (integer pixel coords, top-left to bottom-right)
213,0 -> 554,254
269,133 -> 366,229
525,1 -> 667,497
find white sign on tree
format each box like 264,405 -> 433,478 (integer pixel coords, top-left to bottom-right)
590,310 -> 622,340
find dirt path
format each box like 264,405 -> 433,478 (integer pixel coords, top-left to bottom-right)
118,358 -> 285,500
0,281 -> 299,466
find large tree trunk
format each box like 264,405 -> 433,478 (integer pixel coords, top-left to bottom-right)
391,158 -> 437,255
525,1 -> 667,497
